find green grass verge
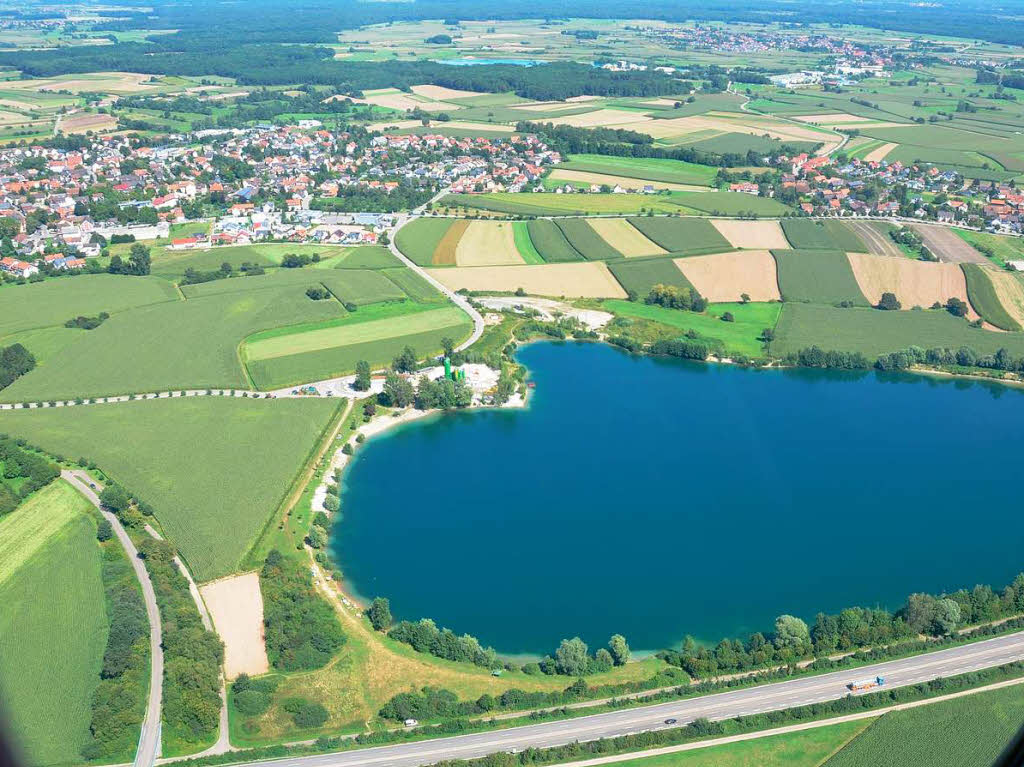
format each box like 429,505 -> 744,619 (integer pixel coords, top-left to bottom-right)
527,219 -> 583,262
395,218 -> 453,266
962,264 -> 1022,331
772,303 -> 1024,359
0,482 -> 107,766
512,221 -> 545,264
1,397 -> 342,581
773,250 -> 869,306
605,300 -> 780,358
555,218 -> 624,260
594,719 -> 872,767
824,684 -> 1024,767
607,257 -> 694,297
780,220 -> 868,252
626,218 -> 731,254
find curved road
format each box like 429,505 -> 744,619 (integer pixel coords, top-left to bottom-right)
63,470 -> 164,767
222,630 -> 1024,767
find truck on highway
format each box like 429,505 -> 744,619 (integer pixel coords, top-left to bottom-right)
847,676 -> 885,692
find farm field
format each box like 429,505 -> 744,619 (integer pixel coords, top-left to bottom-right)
608,257 -> 694,297
954,229 -> 1024,268
1,397 -> 342,581
780,220 -> 868,252
771,303 -> 1024,359
150,244 -> 348,277
984,270 -> 1024,329
512,222 -> 545,264
847,252 -> 975,316
0,482 -> 107,767
846,221 -> 903,258
431,219 -> 471,266
546,168 -> 708,192
330,246 -> 401,270
380,267 -> 446,303
588,218 -> 666,257
627,217 -> 732,255
961,264 -> 1020,330
670,192 -> 793,217
526,219 -> 584,262
559,154 -> 720,187
712,219 -> 790,250
555,217 -> 624,260
773,249 -> 869,306
675,251 -> 782,302
824,684 -> 1024,767
427,262 -> 627,298
395,218 -> 456,266
605,299 -> 781,358
442,192 -> 693,216
454,221 -> 525,266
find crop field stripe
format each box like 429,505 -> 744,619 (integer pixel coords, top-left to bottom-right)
607,256 -> 694,297
962,264 -> 1021,331
512,221 -> 545,264
626,217 -> 732,254
780,220 -> 869,252
455,221 -> 525,266
318,270 -> 408,305
526,219 -> 584,262
0,482 -> 106,766
674,250 -> 782,303
587,218 -> 667,258
554,218 -> 624,260
560,154 -> 719,186
432,219 -> 471,265
394,218 -> 454,266
772,249 -> 870,306
245,306 -> 469,362
380,267 -> 445,302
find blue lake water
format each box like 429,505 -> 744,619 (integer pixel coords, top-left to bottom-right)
333,342 -> 1024,656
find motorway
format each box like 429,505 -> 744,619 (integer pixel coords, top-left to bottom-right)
227,630 -> 1024,767
63,470 -> 164,767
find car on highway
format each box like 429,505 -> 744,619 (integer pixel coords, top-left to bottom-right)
664,718 -> 678,725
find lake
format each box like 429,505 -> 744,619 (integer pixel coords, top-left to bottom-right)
333,341 -> 1024,656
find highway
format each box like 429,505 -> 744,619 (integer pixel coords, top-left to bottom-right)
63,470 -> 164,767
224,630 -> 1024,767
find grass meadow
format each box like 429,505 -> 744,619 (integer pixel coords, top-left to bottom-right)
824,684 -> 1024,767
773,250 -> 869,306
772,303 -> 1024,359
0,482 -> 107,767
605,299 -> 781,358
1,397 -> 342,581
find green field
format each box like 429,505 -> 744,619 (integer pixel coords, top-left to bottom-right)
512,221 -> 545,264
0,482 -> 107,767
151,244 -> 346,277
1,397 -> 342,581
443,192 -> 692,216
395,218 -> 453,265
627,218 -> 732,254
772,303 -> 1024,359
608,257 -> 694,297
605,300 -> 781,358
773,250 -> 869,306
780,220 -> 868,252
555,218 -> 623,260
954,229 -> 1024,268
332,246 -> 401,269
245,304 -> 472,389
962,264 -> 1021,331
319,270 -> 407,305
0,275 -> 178,338
672,192 -> 794,217
825,684 -> 1024,767
594,719 -> 871,767
561,154 -> 720,187
527,219 -> 584,262
380,267 -> 445,302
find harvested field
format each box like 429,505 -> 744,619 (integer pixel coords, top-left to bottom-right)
774,249 -> 869,306
674,250 -> 781,302
427,262 -> 627,298
846,221 -> 903,258
911,224 -> 988,264
511,102 -> 591,113
431,219 -> 470,266
199,572 -> 270,679
587,218 -> 666,257
711,219 -> 790,250
793,113 -> 873,124
547,168 -> 707,192
59,112 -> 117,134
847,251 -> 976,316
365,119 -> 422,132
986,270 -> 1024,328
356,91 -> 460,112
864,142 -> 899,162
454,221 -> 524,266
632,113 -> 838,152
545,109 -> 652,128
410,84 -> 480,100
435,120 -> 514,133
627,217 -> 731,255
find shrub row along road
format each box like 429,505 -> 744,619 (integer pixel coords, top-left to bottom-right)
62,470 -> 164,767
226,631 -> 1024,767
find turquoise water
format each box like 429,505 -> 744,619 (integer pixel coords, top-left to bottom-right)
333,342 -> 1024,655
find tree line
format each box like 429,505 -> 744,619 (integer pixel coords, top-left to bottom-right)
0,342 -> 35,392
0,435 -> 59,514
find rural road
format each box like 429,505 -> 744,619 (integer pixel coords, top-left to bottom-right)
221,630 -> 1024,767
62,470 -> 164,767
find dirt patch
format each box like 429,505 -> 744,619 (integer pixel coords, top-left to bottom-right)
427,262 -> 627,298
910,224 -> 988,264
712,220 -> 790,250
847,251 -> 977,317
432,219 -> 471,265
410,84 -> 480,100
455,221 -> 525,266
199,572 -> 270,680
548,169 -> 707,192
864,142 -> 899,162
987,271 -> 1024,327
587,218 -> 666,257
674,250 -> 781,302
